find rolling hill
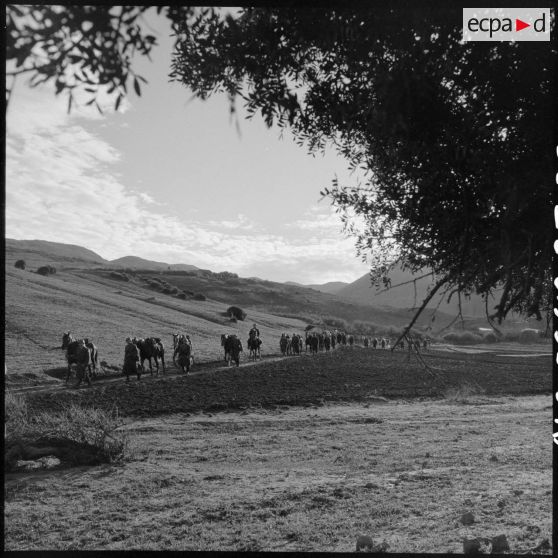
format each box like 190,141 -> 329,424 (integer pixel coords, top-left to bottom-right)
5,238 -> 107,268
337,267 -> 495,318
5,239 -> 544,385
5,238 -> 198,271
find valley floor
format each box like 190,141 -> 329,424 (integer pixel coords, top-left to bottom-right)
4,395 -> 552,553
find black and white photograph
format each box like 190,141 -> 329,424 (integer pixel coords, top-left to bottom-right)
4,4 -> 555,553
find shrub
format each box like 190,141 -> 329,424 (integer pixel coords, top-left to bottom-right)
14,259 -> 26,270
193,293 -> 206,301
482,331 -> 499,344
519,328 -> 540,344
323,316 -> 349,330
352,320 -> 381,335
443,331 -> 483,345
227,305 -> 245,320
5,393 -> 127,470
110,271 -> 129,281
177,292 -> 187,299
37,265 -> 56,276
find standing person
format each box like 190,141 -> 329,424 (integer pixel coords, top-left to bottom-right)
123,337 -> 141,382
249,323 -> 260,338
74,339 -> 92,388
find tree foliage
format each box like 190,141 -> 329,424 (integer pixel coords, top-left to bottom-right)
169,7 -> 554,327
5,5 -> 192,113
14,259 -> 26,270
6,6 -> 554,329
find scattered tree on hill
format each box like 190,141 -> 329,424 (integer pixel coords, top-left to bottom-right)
7,6 -> 553,338
14,259 -> 25,270
227,306 -> 246,321
37,265 -> 56,276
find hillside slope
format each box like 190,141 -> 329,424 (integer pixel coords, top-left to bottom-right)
5,238 -> 107,268
5,238 -> 198,272
5,266 -> 308,380
338,268 -> 495,317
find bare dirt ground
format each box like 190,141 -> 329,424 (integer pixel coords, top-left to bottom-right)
18,346 -> 550,418
4,395 -> 551,552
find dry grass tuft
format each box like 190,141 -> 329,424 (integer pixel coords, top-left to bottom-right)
5,391 -> 128,470
444,379 -> 485,403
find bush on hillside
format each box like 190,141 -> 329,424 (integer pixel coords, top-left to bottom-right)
193,293 -> 206,301
482,331 -> 499,343
110,271 -> 129,281
352,320 -> 382,335
216,271 -> 239,280
519,328 -> 540,344
322,316 -> 349,330
14,259 -> 26,270
227,305 -> 246,320
177,292 -> 187,299
443,331 -> 483,345
37,265 -> 56,276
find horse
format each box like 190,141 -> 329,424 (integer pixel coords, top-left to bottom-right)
61,331 -> 75,349
134,337 -> 165,375
248,331 -> 261,361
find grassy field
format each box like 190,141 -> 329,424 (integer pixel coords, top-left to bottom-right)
4,255 -> 552,553
5,265 -> 309,384
4,396 -> 551,552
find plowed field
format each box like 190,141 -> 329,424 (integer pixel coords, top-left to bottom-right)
23,346 -> 550,418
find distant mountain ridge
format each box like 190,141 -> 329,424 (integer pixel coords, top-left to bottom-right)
6,238 -> 491,319
109,256 -> 197,271
285,280 -> 348,294
337,267 -> 494,318
5,238 -> 106,264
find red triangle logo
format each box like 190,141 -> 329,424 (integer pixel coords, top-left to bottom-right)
516,18 -> 530,31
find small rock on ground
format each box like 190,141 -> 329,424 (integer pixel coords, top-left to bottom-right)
461,511 -> 475,525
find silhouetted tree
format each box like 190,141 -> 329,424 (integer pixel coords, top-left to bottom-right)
7,5 -> 554,335
14,260 -> 25,270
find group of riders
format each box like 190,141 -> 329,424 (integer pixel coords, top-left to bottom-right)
61,323 -> 431,386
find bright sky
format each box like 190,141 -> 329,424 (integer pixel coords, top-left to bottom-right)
5,10 -> 371,284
